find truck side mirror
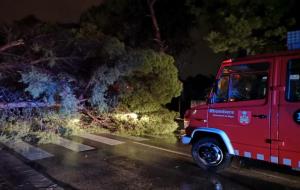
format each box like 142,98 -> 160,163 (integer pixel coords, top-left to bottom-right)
206,87 -> 214,104
206,97 -> 211,104
207,96 -> 214,104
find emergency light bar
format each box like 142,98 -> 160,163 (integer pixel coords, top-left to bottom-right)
287,30 -> 300,50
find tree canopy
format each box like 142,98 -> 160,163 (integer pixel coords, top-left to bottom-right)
187,0 -> 297,56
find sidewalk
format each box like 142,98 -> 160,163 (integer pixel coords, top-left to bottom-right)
0,144 -> 63,190
0,144 -> 13,190
0,174 -> 14,190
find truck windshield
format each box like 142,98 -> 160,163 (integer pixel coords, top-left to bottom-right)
286,59 -> 300,102
212,63 -> 269,103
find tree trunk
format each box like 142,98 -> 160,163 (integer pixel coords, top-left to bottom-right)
147,0 -> 166,52
0,102 -> 57,109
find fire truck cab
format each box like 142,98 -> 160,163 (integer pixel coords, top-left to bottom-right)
181,50 -> 300,172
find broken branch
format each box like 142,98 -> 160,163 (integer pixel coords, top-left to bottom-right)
0,39 -> 24,52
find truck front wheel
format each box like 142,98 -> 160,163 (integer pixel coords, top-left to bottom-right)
192,137 -> 232,172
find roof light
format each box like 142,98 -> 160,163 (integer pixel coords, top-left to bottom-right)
287,30 -> 300,50
222,59 -> 233,64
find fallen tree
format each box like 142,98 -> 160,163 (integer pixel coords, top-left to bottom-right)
0,18 -> 182,142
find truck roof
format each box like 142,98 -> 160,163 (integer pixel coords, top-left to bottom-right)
222,49 -> 300,64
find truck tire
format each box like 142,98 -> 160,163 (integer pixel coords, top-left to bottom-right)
191,137 -> 232,172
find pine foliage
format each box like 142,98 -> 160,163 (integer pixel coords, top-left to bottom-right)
0,19 -> 182,138
20,69 -> 57,104
20,68 -> 79,116
120,50 -> 182,113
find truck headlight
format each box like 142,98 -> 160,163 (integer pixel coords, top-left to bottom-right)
184,119 -> 190,129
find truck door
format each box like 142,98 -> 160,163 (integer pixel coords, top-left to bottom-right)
208,60 -> 273,162
278,56 -> 300,169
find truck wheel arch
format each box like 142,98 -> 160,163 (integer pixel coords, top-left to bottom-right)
191,128 -> 235,155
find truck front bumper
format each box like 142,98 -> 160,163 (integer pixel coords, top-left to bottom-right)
181,135 -> 191,144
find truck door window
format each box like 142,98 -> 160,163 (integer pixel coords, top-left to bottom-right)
213,76 -> 229,103
212,63 -> 269,103
229,73 -> 268,101
286,59 -> 300,102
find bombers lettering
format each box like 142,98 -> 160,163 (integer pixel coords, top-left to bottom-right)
208,109 -> 235,119
208,109 -> 234,115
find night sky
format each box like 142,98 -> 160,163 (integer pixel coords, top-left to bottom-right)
0,0 -> 103,23
0,0 -> 234,78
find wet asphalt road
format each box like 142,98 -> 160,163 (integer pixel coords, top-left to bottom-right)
2,133 -> 300,190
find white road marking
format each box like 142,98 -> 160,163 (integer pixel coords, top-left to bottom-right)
120,135 -> 148,141
4,141 -> 53,161
53,137 -> 95,152
100,132 -> 149,142
115,134 -> 149,142
77,133 -> 124,145
133,142 -> 191,158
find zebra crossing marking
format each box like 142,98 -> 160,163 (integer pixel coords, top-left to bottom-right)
52,137 -> 95,152
4,141 -> 53,161
3,133 -> 148,161
76,133 -> 124,145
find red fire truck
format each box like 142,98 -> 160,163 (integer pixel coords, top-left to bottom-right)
181,49 -> 300,172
